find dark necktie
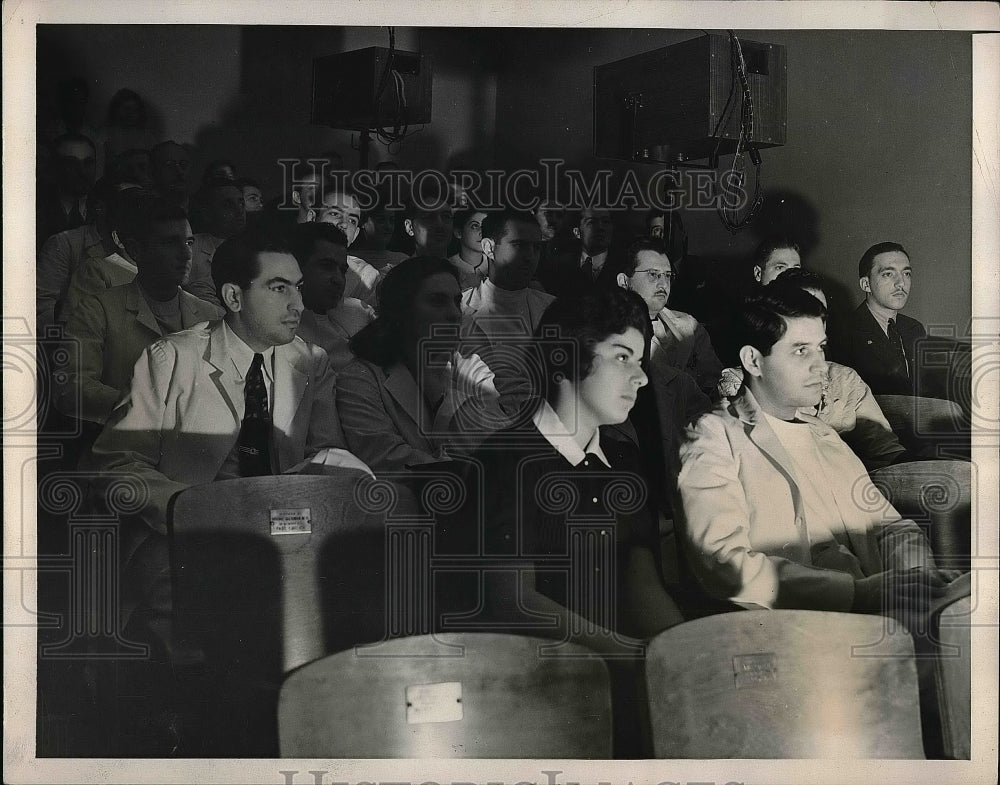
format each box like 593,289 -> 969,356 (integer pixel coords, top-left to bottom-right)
237,353 -> 272,477
581,256 -> 594,282
886,318 -> 909,378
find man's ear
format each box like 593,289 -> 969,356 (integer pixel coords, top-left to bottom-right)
739,345 -> 764,378
859,276 -> 871,293
220,282 -> 242,313
572,227 -> 581,241
291,190 -> 303,207
616,272 -> 630,290
122,237 -> 141,263
404,218 -> 415,237
480,237 -> 495,260
753,265 -> 762,283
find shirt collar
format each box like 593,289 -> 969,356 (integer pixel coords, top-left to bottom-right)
223,320 -> 275,381
579,249 -> 609,270
531,399 -> 610,467
865,301 -> 895,336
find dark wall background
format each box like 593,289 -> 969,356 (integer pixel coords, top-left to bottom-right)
37,26 -> 973,332
492,28 -> 973,334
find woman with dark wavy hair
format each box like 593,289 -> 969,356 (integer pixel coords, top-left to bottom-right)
336,256 -> 506,473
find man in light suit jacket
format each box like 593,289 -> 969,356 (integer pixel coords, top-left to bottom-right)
56,198 -> 223,427
677,287 -> 959,627
90,228 -> 366,534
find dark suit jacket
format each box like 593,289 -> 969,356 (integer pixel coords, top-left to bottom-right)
537,245 -> 626,298
831,302 -> 926,396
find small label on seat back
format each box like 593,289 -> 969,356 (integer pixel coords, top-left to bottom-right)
406,681 -> 463,724
733,653 -> 777,688
270,508 -> 312,535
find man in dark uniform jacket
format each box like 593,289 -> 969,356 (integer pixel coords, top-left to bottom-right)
831,242 -> 927,396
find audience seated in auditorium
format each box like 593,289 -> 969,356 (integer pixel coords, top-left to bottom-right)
830,241 -> 931,397
617,237 -> 722,400
677,286 -> 962,629
184,178 -> 247,306
149,140 -> 194,211
534,197 -> 575,261
291,222 -> 374,371
56,195 -> 222,427
449,208 -> 488,290
538,207 -> 622,297
37,133 -> 98,248
718,267 -> 909,471
337,256 -> 505,474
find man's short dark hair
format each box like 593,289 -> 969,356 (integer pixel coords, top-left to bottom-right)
481,209 -> 536,244
752,236 -> 800,272
858,241 -> 908,279
623,237 -> 670,276
236,176 -> 261,191
150,140 -> 188,161
403,176 -> 451,220
535,288 -> 651,403
773,266 -> 828,300
212,229 -> 294,300
736,287 -> 827,361
288,222 -> 349,267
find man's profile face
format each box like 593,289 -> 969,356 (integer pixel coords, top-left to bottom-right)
207,184 -> 247,239
151,144 -> 192,195
242,185 -> 264,213
573,327 -> 648,429
299,239 -> 348,314
755,247 -> 801,285
574,209 -> 613,255
55,140 -> 97,196
134,219 -> 195,289
315,192 -> 362,245
624,250 -> 673,317
406,205 -> 454,257
488,219 -> 543,289
234,252 -> 305,349
117,150 -> 152,187
862,250 -> 911,312
455,211 -> 487,255
749,315 -> 827,418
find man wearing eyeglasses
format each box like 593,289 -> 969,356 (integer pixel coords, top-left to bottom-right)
617,238 -> 722,399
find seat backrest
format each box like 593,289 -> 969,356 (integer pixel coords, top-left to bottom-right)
934,592 -> 971,759
644,610 -> 925,759
874,394 -> 968,459
169,472 -> 419,674
869,459 -> 972,569
277,632 -> 613,758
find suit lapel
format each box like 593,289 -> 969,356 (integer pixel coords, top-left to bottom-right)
124,282 -> 163,337
272,344 -> 308,444
204,322 -> 241,425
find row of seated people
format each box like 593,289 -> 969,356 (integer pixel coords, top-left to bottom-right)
39,191 -> 972,753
